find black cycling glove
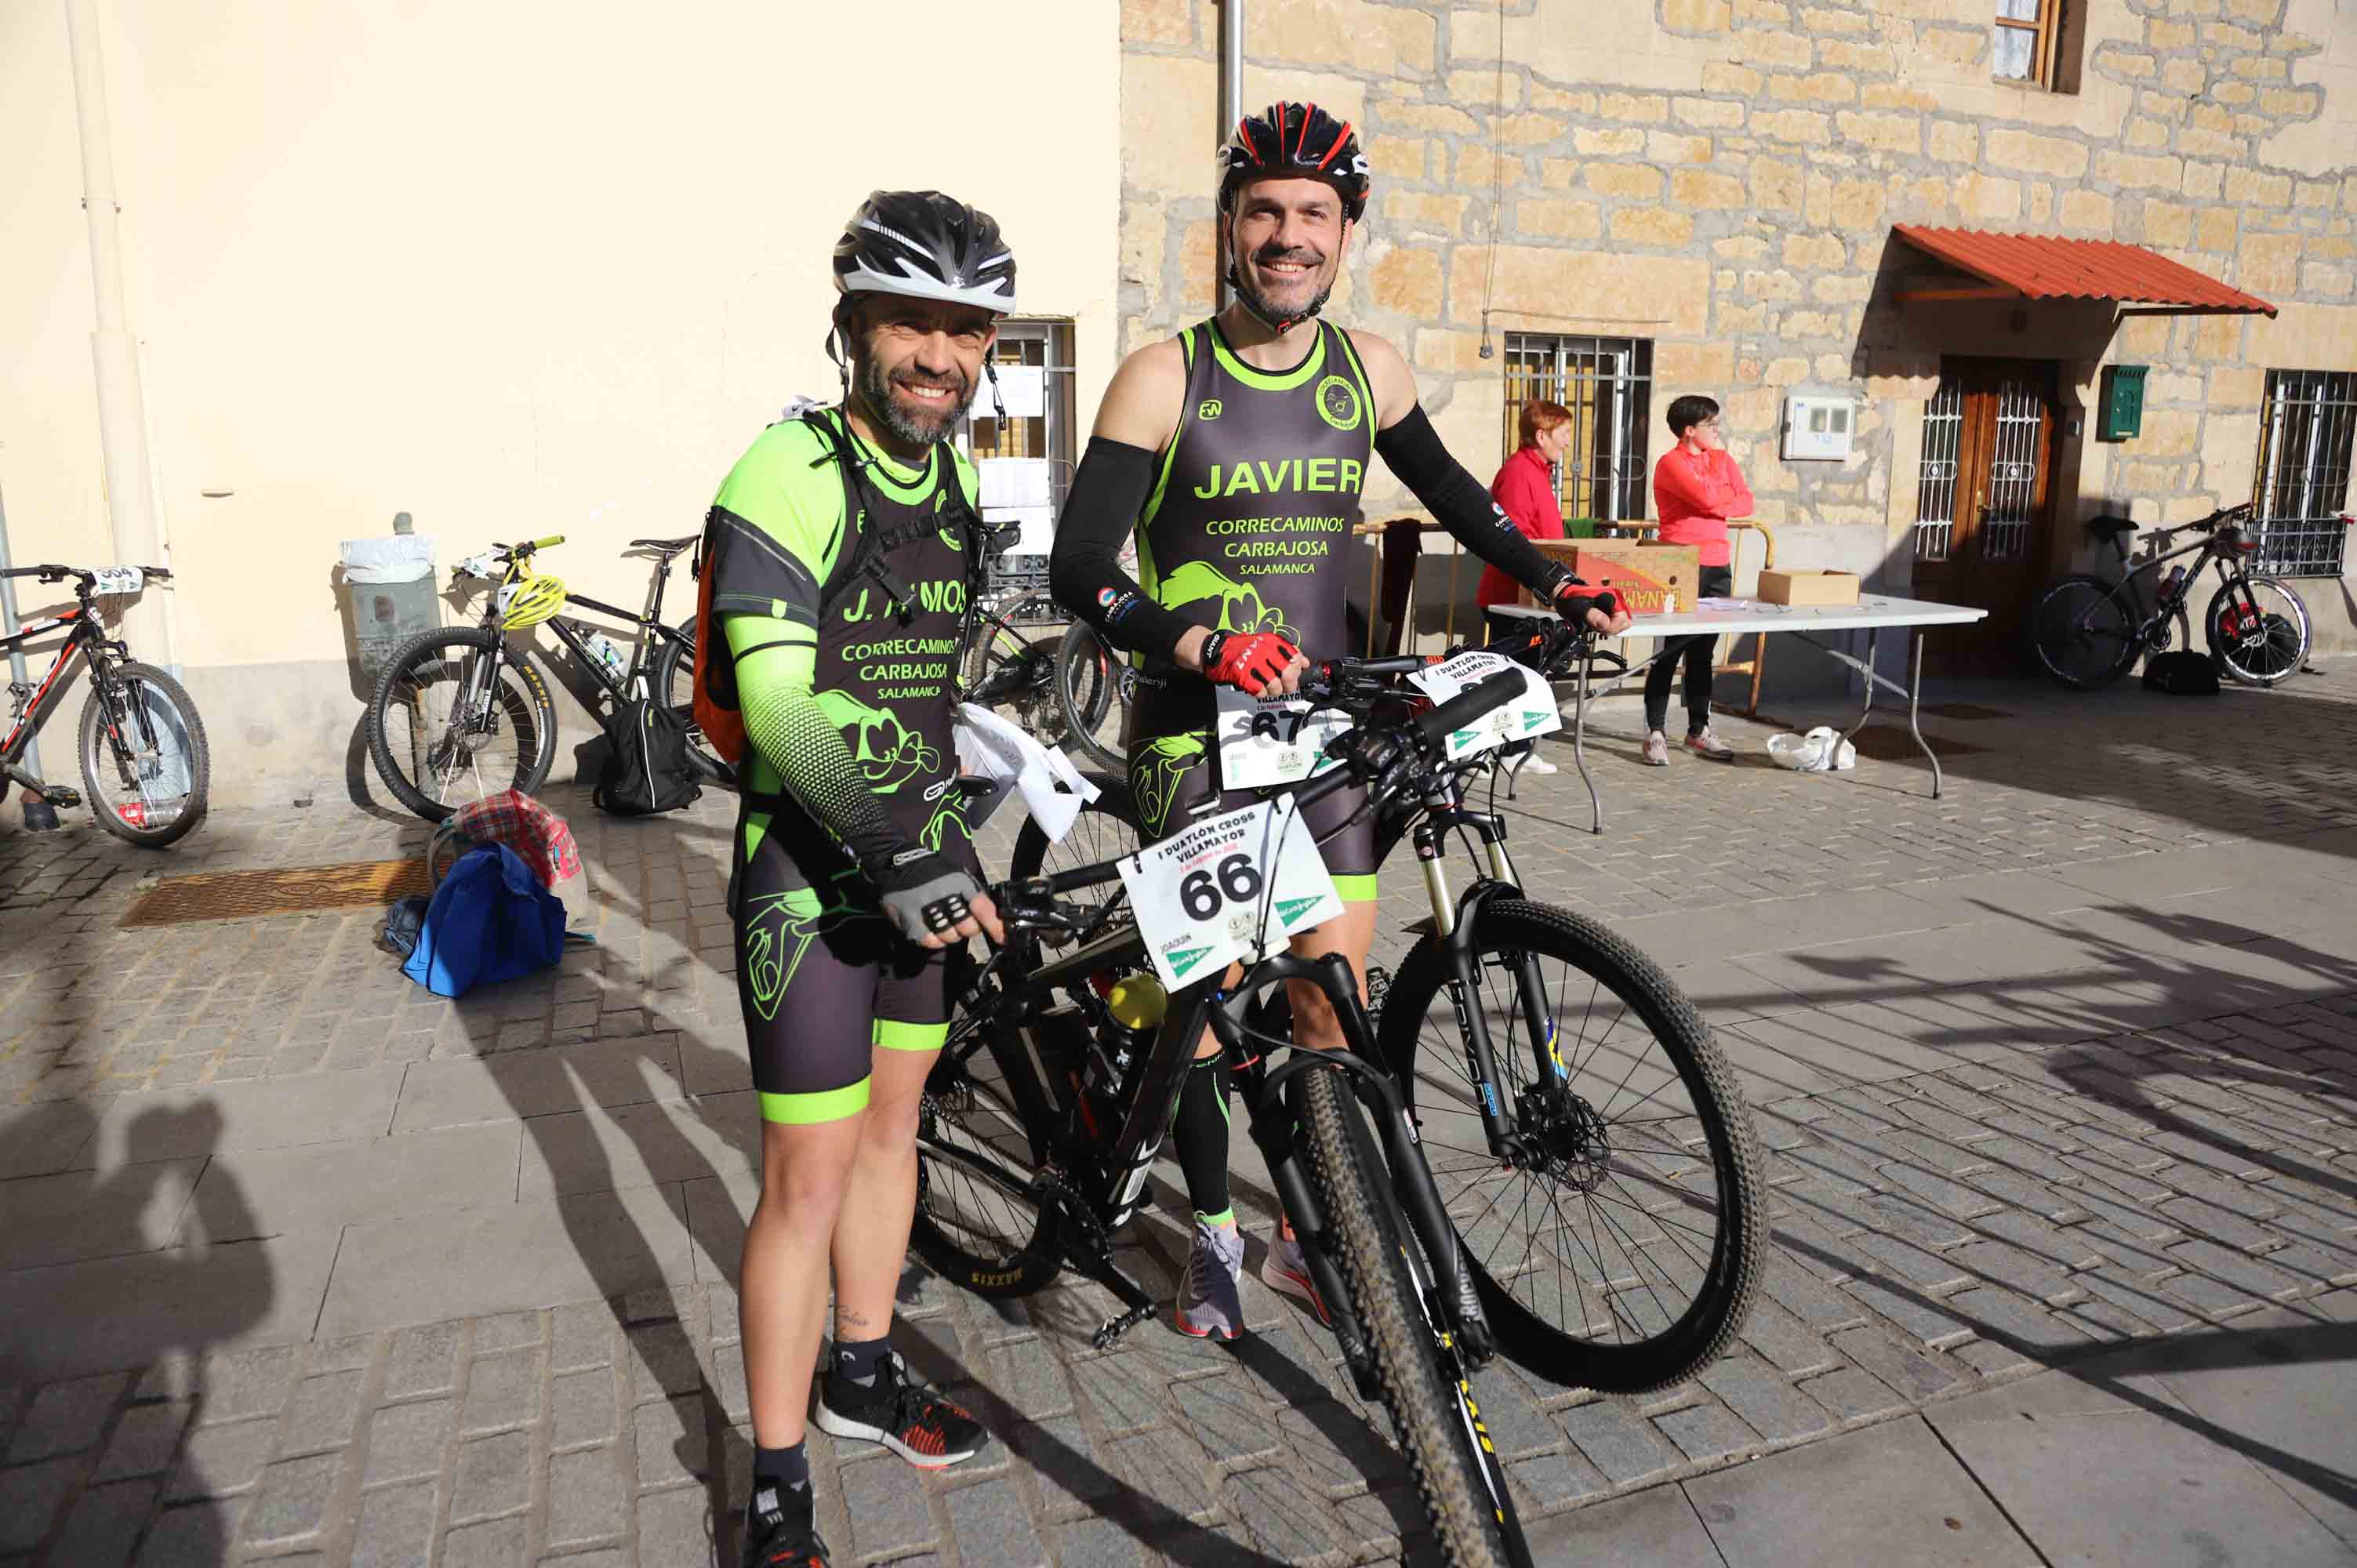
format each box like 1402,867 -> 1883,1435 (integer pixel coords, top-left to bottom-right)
864,846 -> 986,946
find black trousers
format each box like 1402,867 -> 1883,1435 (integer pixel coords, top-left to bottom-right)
1643,564 -> 1734,734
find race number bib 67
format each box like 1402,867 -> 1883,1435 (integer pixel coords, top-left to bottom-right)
1212,685 -> 1353,791
1116,798 -> 1343,991
1407,650 -> 1561,761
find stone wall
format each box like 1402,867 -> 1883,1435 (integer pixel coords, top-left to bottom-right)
1118,0 -> 2357,637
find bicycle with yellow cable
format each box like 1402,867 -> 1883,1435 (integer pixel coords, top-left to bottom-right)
365,532 -> 728,820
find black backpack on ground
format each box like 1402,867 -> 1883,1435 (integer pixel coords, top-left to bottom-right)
594,693 -> 703,815
2143,650 -> 2221,695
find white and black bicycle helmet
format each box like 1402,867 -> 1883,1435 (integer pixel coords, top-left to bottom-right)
832,190 -> 1016,314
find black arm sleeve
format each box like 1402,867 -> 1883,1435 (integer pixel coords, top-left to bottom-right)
1048,436 -> 1198,662
1375,405 -> 1576,601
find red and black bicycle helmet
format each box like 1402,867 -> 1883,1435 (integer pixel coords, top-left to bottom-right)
1216,102 -> 1371,223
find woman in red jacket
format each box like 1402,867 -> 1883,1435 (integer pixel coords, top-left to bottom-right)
1644,394 -> 1754,764
1480,400 -> 1575,771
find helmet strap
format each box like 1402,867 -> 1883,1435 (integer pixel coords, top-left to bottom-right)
1224,261 -> 1331,336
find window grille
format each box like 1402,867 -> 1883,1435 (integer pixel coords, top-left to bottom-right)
2251,370 -> 2355,578
1501,334 -> 1654,526
1914,379 -> 1963,562
962,321 -> 1077,604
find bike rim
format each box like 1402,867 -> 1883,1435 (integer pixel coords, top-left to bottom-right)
390,651 -> 538,811
2221,581 -> 2304,681
88,679 -> 199,829
917,1043 -> 1055,1273
2039,585 -> 2130,684
1407,948 -> 1738,1354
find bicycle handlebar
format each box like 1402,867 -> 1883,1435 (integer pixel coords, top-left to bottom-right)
0,564 -> 172,585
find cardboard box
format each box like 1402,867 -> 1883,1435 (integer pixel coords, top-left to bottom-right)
1757,568 -> 1861,607
1523,538 -> 1699,615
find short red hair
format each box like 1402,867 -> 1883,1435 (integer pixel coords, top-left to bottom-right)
1518,400 -> 1571,448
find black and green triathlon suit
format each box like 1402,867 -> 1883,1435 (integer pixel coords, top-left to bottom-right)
1127,318 -> 1378,902
706,409 -> 980,1126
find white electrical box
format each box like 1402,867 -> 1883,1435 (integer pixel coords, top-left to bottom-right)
1781,390 -> 1857,461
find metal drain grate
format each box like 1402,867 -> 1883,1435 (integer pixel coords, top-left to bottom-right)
118,858 -> 434,928
1919,702 -> 2014,721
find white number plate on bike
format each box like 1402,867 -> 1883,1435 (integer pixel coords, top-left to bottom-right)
91,567 -> 145,597
1212,685 -> 1353,790
1407,650 -> 1561,761
1116,797 -> 1343,991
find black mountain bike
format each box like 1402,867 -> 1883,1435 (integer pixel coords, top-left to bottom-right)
961,587 -> 1131,770
2028,501 -> 2312,689
365,534 -> 726,820
996,624 -> 1766,1396
1,564 -> 209,847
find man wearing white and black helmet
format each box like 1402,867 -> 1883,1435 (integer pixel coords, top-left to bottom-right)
702,190 -> 1012,1568
1050,105 -> 1630,1343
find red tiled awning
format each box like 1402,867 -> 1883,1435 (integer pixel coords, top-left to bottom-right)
1892,224 -> 2277,317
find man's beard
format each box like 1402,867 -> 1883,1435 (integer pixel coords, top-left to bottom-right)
857,352 -> 972,446
1231,242 -> 1336,331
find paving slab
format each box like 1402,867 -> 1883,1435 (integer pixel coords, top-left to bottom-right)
180,1122 -> 523,1242
386,1035 -> 687,1134
74,1067 -> 409,1164
1683,1417 -> 2036,1566
514,1088 -> 757,1199
0,1156 -> 205,1269
1927,1355 -> 2357,1566
315,1182 -> 694,1337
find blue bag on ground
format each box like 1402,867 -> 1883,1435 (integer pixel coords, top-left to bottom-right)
400,844 -> 566,997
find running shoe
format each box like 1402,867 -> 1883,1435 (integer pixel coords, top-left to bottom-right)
1642,730 -> 1671,766
813,1352 -> 987,1468
1174,1213 -> 1247,1339
1684,728 -> 1734,760
741,1483 -> 830,1568
1261,1228 -> 1334,1328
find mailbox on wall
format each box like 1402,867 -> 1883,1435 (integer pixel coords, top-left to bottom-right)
1781,389 -> 1857,461
2097,365 -> 2148,442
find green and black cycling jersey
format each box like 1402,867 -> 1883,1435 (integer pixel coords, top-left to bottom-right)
704,406 -> 982,1124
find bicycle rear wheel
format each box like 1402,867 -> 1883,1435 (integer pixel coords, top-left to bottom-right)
368,627 -> 558,821
1378,900 -> 1763,1393
1055,622 -> 1129,770
2206,576 -> 2309,686
909,1004 -> 1065,1298
652,618 -> 732,785
2028,575 -> 2135,689
1296,1066 -> 1525,1568
77,661 -> 210,848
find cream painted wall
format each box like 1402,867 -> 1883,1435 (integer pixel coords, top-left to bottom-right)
2,0 -> 1120,674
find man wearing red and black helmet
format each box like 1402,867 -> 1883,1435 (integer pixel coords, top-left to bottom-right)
1050,103 -> 1631,1341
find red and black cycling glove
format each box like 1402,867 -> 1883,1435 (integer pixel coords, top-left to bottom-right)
1199,630 -> 1303,696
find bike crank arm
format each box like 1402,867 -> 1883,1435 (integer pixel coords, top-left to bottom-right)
2,758 -> 78,808
1029,1167 -> 1158,1349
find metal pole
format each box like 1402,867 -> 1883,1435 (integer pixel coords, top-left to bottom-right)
64,0 -> 169,662
1218,0 -> 1244,312
0,477 -> 60,830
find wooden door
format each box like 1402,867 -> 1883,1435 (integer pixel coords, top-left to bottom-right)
1910,358 -> 2060,676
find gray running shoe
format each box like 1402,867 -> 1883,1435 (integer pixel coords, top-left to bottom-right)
1174,1214 -> 1247,1340
1684,727 -> 1734,760
1642,730 -> 1671,766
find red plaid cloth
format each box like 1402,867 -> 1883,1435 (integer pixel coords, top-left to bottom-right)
450,789 -> 581,887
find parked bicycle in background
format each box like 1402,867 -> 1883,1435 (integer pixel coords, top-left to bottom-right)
1,564 -> 209,846
2029,501 -> 2313,690
959,583 -> 1131,770
365,534 -> 725,821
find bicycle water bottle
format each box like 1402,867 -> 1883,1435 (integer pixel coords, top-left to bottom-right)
2160,564 -> 2186,601
583,631 -> 630,683
1102,975 -> 1168,1095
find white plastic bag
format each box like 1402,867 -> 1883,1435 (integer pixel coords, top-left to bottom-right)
954,702 -> 1099,841
1767,726 -> 1856,773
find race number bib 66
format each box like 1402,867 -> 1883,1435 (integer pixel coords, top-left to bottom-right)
1116,798 -> 1343,991
1212,685 -> 1353,791
1407,650 -> 1561,762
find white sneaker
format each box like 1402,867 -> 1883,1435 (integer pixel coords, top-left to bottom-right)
1642,730 -> 1671,766
1520,755 -> 1559,775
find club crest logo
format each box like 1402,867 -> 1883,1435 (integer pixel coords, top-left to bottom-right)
1315,375 -> 1361,433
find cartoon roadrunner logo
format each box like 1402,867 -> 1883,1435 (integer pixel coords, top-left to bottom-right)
740,883 -> 866,1022
1315,375 -> 1361,433
1130,732 -> 1208,837
816,691 -> 941,793
1154,561 -> 1298,643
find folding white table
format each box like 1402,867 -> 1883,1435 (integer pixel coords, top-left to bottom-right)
1488,595 -> 1990,833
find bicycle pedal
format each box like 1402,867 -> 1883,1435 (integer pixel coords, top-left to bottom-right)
41,787 -> 83,810
1089,1302 -> 1154,1351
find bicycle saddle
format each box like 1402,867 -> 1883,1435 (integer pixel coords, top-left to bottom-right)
629,535 -> 698,557
2084,515 -> 2138,540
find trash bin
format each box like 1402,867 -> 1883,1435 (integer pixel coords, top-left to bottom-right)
341,532 -> 440,684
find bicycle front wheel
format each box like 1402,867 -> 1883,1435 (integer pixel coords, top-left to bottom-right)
1297,1066 -> 1525,1568
2028,575 -> 2136,689
78,661 -> 210,848
368,627 -> 557,821
1054,622 -> 1129,770
2207,576 -> 2309,686
909,1003 -> 1065,1298
1378,900 -> 1763,1393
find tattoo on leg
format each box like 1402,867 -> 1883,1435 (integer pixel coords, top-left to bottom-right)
836,1308 -> 879,1334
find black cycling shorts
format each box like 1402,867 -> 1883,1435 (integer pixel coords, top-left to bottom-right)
728,804 -> 977,1125
1124,681 -> 1378,903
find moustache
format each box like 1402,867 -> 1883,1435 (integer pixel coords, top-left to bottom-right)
1252,246 -> 1325,270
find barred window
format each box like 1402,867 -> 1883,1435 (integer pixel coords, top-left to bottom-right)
1500,334 -> 1653,527
962,319 -> 1077,599
2252,370 -> 2355,578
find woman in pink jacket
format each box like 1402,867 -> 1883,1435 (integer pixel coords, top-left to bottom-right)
1644,395 -> 1754,764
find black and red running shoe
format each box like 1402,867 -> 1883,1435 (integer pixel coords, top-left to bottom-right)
740,1482 -> 830,1568
813,1352 -> 988,1469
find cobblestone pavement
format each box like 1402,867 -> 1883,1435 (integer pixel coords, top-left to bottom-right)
1,669 -> 2353,1565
